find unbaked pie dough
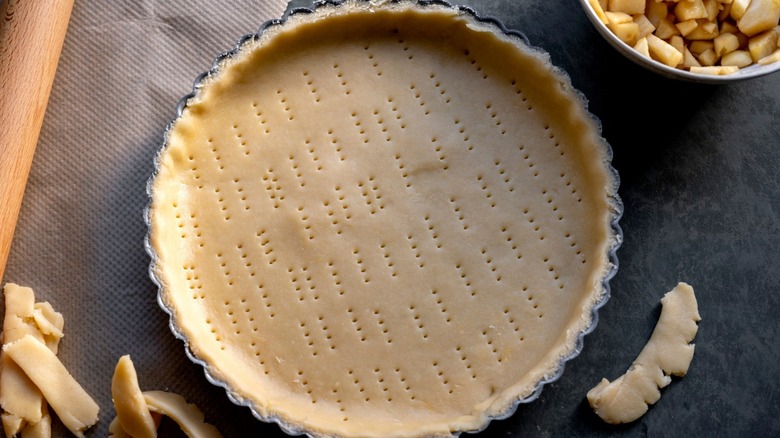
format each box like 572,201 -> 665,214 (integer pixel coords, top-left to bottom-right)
149,1 -> 619,436
0,284 -> 98,438
109,355 -> 222,438
587,283 -> 700,424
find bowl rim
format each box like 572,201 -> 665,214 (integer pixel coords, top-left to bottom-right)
577,0 -> 780,83
144,0 -> 625,436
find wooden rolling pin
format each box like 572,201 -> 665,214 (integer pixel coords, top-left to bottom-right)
0,0 -> 75,283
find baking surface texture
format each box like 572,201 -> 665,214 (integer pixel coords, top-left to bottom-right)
150,2 -> 616,436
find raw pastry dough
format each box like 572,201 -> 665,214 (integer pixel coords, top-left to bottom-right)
1,284 -> 49,433
0,284 -> 64,437
108,392 -> 221,438
587,282 -> 700,424
112,355 -> 156,438
109,355 -> 222,438
143,391 -> 222,438
149,0 -> 619,436
19,408 -> 50,438
3,335 -> 99,438
2,414 -> 24,438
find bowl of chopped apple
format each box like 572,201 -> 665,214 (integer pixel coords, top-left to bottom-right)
580,0 -> 780,83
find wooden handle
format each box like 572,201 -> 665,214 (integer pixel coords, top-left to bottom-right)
0,0 -> 75,283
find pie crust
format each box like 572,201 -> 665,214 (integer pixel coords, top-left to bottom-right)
148,1 -> 621,436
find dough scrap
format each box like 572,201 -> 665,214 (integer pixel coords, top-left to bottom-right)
111,355 -> 157,438
587,282 -> 700,424
3,334 -> 99,438
109,355 -> 222,438
2,413 -> 24,438
143,391 -> 222,438
19,410 -> 50,438
32,302 -> 65,351
107,418 -> 131,438
0,284 -> 64,436
108,393 -> 222,438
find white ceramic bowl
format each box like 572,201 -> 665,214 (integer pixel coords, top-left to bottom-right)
578,0 -> 780,83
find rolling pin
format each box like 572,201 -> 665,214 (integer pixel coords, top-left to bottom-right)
0,0 -> 75,283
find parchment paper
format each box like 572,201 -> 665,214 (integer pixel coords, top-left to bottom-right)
2,1 -> 289,436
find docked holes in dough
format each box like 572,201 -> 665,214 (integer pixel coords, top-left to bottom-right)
150,2 -> 618,435
587,283 -> 701,424
3,335 -> 99,438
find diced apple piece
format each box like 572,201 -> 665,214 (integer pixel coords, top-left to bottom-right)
749,29 -> 779,61
721,49 -> 754,65
635,14 -> 657,38
704,0 -> 721,21
714,32 -> 741,56
683,47 -> 703,67
676,0 -> 710,21
610,0 -> 647,14
605,10 -> 634,23
609,20 -> 641,44
599,0 -> 779,73
670,35 -> 687,55
730,0 -> 753,21
589,0 -> 610,24
646,1 -> 669,27
647,34 -> 685,66
690,40 -> 715,54
635,36 -> 652,58
669,36 -> 686,66
690,65 -> 741,74
676,19 -> 700,36
698,47 -> 719,65
720,21 -> 740,35
758,48 -> 780,64
656,17 -> 682,39
738,0 -> 780,36
686,20 -> 720,39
